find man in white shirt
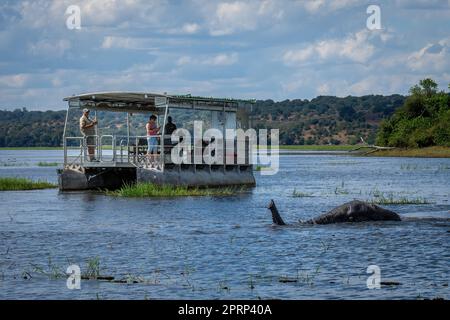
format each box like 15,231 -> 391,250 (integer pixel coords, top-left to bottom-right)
79,108 -> 98,161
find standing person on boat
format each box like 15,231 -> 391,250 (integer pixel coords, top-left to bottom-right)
146,115 -> 160,161
79,108 -> 98,161
163,116 -> 177,153
164,116 -> 177,135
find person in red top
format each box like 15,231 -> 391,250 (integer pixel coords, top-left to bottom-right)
146,115 -> 160,160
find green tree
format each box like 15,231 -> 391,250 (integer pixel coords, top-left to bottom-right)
376,78 -> 450,148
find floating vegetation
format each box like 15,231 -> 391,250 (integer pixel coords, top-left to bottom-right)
83,257 -> 101,280
370,193 -> 432,205
37,162 -> 58,167
254,165 -> 271,171
30,257 -> 65,279
400,163 -> 419,170
107,183 -> 242,198
0,177 -> 57,191
0,161 -> 29,167
334,181 -> 350,195
218,280 -> 230,292
380,281 -> 402,286
248,275 -> 255,290
292,189 -> 314,197
278,267 -> 321,287
278,276 -> 298,283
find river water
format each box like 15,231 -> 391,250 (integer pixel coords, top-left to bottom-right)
0,150 -> 448,299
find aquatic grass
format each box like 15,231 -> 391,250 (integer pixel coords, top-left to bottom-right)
107,183 -> 242,198
254,165 -> 268,171
334,181 -> 350,195
30,257 -> 65,279
83,257 -> 101,279
254,165 -> 274,172
400,163 -> 419,170
292,189 -> 314,197
370,193 -> 432,205
218,280 -> 230,292
0,161 -> 29,167
0,177 -> 57,191
37,161 -> 58,167
248,274 -> 255,290
279,266 -> 321,287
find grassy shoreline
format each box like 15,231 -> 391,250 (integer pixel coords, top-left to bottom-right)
367,146 -> 450,158
1,145 -> 449,157
0,147 -> 63,150
0,177 -> 57,191
0,145 -> 355,151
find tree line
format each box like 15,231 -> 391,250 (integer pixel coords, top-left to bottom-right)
0,93 -> 425,148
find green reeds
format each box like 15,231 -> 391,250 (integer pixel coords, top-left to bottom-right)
107,183 -> 242,197
0,177 -> 57,191
292,189 -> 314,197
371,193 -> 431,205
37,162 -> 58,167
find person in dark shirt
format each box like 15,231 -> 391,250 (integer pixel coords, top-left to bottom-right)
164,116 -> 177,135
163,116 -> 177,153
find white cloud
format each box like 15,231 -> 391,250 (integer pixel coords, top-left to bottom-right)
176,56 -> 193,66
283,30 -> 376,65
164,23 -> 201,35
297,0 -> 361,13
16,0 -> 167,30
205,53 -> 238,66
102,36 -> 138,49
348,74 -> 418,96
283,46 -> 315,63
407,38 -> 450,72
207,0 -> 283,36
28,39 -> 71,57
177,53 -> 239,66
317,83 -> 330,95
0,74 -> 29,88
180,23 -> 200,34
394,0 -> 450,9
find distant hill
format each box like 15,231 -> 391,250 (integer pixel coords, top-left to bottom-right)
0,94 -> 406,147
252,94 -> 406,145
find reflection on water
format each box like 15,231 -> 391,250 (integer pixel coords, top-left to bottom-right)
0,150 -> 449,299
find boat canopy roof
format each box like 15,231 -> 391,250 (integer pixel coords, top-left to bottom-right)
64,92 -> 254,114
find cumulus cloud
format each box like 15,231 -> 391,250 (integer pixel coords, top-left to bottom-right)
206,0 -> 284,36
297,0 -> 362,13
1,0 -> 450,108
283,29 -> 377,65
407,38 -> 450,72
15,0 -> 167,30
28,39 -> 71,57
205,53 -> 238,66
101,36 -> 144,49
180,23 -> 200,34
394,0 -> 450,9
163,22 -> 201,35
0,74 -> 29,88
177,53 -> 238,66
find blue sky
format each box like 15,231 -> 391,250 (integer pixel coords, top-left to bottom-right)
0,0 -> 449,110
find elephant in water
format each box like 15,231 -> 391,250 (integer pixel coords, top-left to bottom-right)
268,199 -> 401,226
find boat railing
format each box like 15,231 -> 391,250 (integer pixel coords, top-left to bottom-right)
63,134 -> 253,171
